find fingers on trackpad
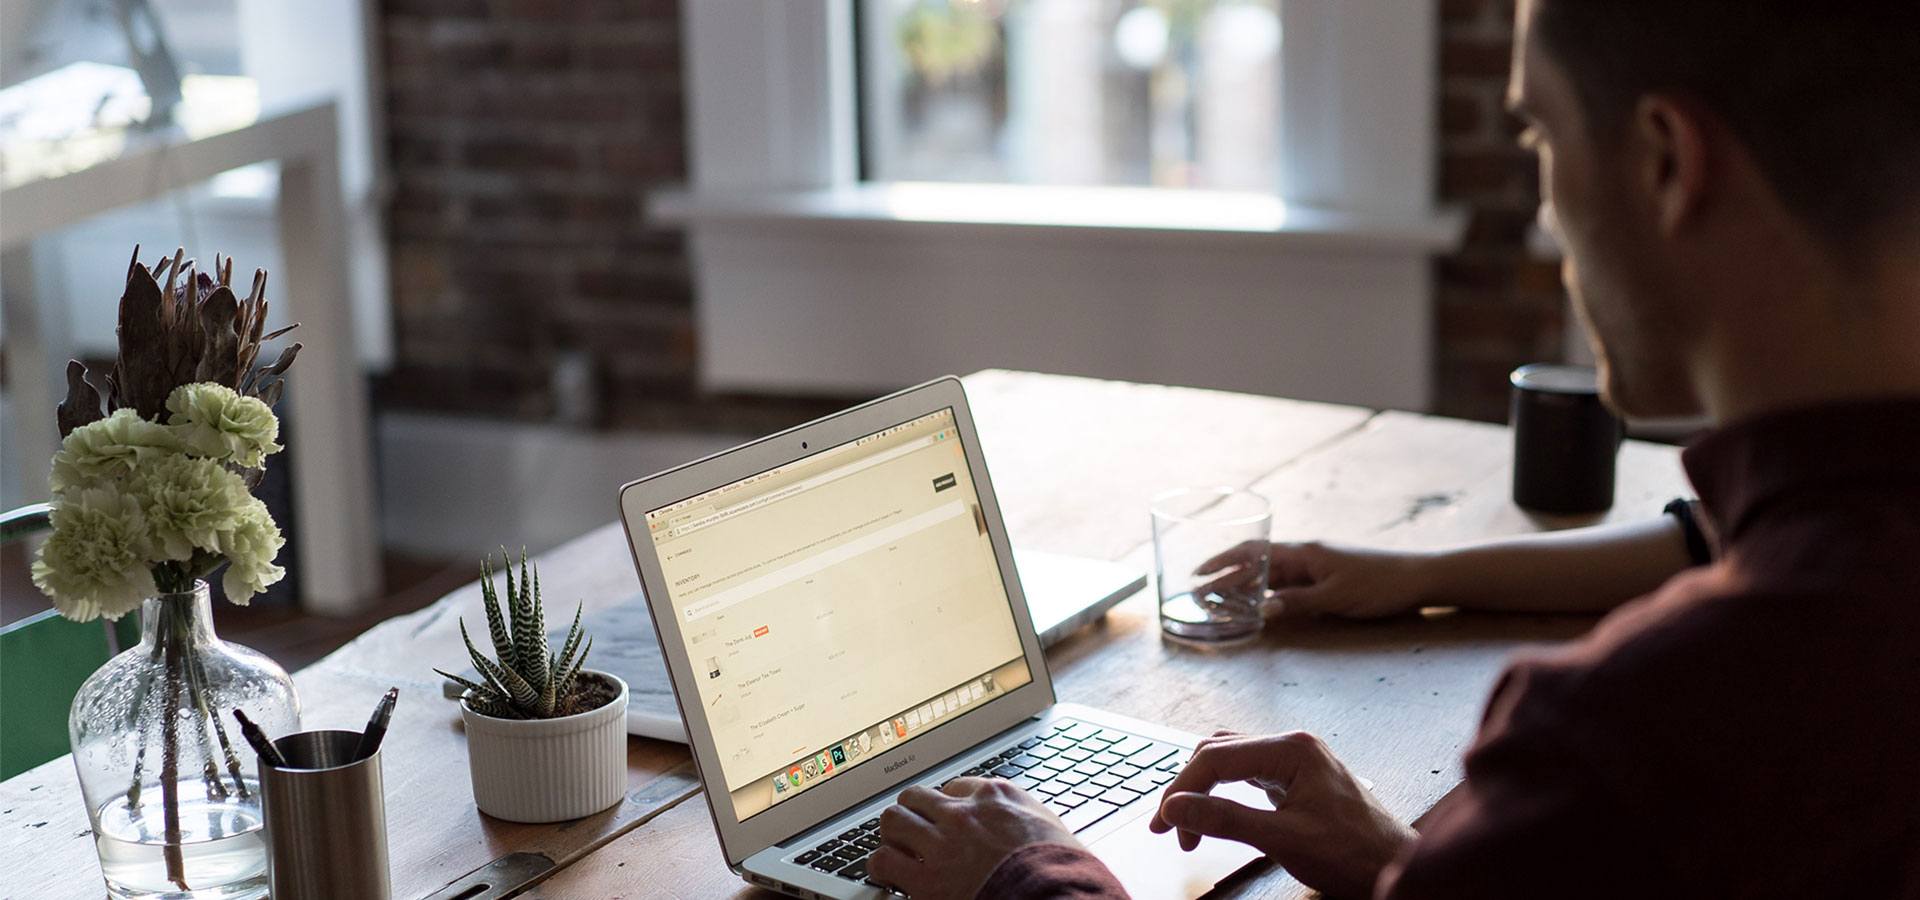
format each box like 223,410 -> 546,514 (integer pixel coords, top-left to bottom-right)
1089,781 -> 1271,900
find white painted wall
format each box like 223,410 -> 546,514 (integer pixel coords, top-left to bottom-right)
694,224 -> 1430,411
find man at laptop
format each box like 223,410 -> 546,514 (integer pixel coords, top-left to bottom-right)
868,1 -> 1920,897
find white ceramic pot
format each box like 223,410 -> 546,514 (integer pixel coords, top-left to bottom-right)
459,671 -> 629,823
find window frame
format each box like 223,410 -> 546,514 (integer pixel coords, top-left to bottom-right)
660,0 -> 1464,411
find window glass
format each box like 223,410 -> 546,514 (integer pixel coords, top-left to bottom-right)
2,0 -> 257,187
862,0 -> 1282,191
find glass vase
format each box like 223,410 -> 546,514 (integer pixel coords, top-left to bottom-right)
68,581 -> 300,900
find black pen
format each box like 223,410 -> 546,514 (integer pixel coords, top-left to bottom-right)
233,709 -> 289,769
352,688 -> 399,761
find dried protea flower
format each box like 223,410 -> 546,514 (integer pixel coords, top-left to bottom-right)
58,246 -> 301,439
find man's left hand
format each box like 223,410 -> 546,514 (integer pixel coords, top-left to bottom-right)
869,777 -> 1082,899
1150,731 -> 1415,899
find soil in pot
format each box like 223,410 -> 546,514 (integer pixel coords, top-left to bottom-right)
466,670 -> 621,720
561,672 -> 620,717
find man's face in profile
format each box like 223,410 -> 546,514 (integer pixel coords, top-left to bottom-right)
1508,0 -> 1703,419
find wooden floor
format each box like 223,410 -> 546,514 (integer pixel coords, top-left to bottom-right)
0,548 -> 468,671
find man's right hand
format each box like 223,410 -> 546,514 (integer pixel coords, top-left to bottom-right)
1196,541 -> 1434,620
1149,731 -> 1417,900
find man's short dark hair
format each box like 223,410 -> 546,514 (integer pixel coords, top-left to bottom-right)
1532,0 -> 1920,251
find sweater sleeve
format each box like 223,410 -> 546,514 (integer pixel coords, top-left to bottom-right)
977,843 -> 1130,899
1375,661 -> 1646,900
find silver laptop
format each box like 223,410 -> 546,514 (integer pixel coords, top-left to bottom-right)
617,376 -> 1265,899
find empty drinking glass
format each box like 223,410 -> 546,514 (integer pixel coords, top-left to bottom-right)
1151,487 -> 1272,644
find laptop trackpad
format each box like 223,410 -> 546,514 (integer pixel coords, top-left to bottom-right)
1089,781 -> 1270,900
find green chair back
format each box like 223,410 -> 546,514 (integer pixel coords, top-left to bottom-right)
0,504 -> 140,779
0,611 -> 139,779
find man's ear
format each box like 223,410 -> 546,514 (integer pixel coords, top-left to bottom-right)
1632,95 -> 1711,235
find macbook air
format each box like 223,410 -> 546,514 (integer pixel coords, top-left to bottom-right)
617,376 -> 1266,899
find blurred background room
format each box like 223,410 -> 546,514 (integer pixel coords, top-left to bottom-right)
1,0 -> 1565,666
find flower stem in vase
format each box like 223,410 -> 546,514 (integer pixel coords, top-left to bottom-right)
123,639 -> 164,816
159,608 -> 189,890
186,666 -> 228,802
193,652 -> 251,799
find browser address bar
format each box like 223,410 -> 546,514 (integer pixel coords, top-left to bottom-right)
665,433 -> 945,539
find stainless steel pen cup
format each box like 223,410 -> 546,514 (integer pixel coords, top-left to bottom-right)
260,729 -> 392,900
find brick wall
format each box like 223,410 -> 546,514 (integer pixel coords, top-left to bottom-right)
1433,0 -> 1568,422
375,0 -> 849,432
376,0 -> 1558,427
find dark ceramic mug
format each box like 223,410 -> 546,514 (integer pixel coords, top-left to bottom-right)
1509,364 -> 1623,514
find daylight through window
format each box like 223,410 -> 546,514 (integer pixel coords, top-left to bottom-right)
861,0 -> 1283,191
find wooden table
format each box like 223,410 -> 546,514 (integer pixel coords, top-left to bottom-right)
0,370 -> 1692,899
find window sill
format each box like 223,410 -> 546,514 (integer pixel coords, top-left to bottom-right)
650,182 -> 1466,254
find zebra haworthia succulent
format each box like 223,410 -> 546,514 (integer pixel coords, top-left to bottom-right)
436,549 -> 595,720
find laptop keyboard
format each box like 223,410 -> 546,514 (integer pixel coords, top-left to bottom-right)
791,718 -> 1190,891
794,816 -> 885,883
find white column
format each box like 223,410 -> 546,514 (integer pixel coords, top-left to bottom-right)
1278,0 -> 1437,218
682,0 -> 857,190
1196,4 -> 1281,192
276,109 -> 383,613
1006,0 -> 1106,184
0,247 -> 63,507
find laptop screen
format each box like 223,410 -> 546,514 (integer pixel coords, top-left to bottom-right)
643,407 -> 1034,821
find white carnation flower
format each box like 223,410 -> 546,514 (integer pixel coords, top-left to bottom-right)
30,486 -> 157,621
166,383 -> 283,469
218,500 -> 286,604
50,408 -> 180,493
131,454 -> 255,562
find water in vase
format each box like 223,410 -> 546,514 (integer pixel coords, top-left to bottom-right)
94,787 -> 267,900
